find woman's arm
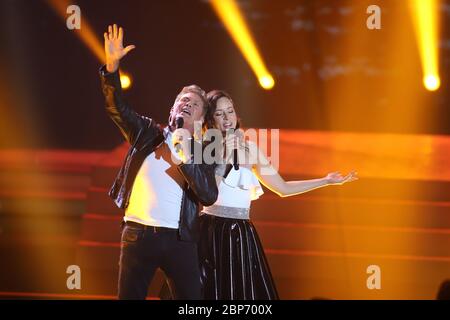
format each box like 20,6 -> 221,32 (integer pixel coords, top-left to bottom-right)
252,144 -> 358,197
254,168 -> 327,197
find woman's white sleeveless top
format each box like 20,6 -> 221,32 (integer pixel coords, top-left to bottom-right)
202,166 -> 264,219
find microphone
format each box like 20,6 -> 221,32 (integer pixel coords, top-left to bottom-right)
175,116 -> 184,129
233,147 -> 239,170
174,116 -> 184,153
226,128 -> 239,170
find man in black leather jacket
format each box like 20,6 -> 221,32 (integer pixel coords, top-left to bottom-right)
100,24 -> 218,299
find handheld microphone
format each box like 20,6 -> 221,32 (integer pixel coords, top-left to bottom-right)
226,128 -> 239,170
233,148 -> 239,170
174,116 -> 184,153
175,116 -> 184,129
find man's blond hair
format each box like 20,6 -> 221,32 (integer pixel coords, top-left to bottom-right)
173,85 -> 208,115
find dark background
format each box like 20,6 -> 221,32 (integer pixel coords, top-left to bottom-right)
0,0 -> 449,150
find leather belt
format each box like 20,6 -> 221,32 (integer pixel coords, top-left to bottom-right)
124,221 -> 178,233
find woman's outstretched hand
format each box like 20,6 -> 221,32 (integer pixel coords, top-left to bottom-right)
326,170 -> 359,185
104,24 -> 136,73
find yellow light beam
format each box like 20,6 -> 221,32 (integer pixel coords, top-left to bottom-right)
409,0 -> 441,91
210,0 -> 275,90
47,0 -> 103,61
46,0 -> 132,89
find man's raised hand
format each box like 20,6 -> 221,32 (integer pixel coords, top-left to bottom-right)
104,24 -> 135,73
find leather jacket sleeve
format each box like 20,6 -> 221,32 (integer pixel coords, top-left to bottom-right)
99,65 -> 151,145
178,162 -> 218,207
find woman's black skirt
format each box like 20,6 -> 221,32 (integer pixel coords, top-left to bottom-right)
198,214 -> 279,300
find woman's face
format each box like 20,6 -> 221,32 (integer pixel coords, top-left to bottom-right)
213,97 -> 238,133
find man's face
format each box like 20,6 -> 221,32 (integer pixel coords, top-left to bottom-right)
170,92 -> 205,133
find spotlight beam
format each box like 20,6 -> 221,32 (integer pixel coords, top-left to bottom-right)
47,0 -> 104,62
46,0 -> 132,89
210,0 -> 275,89
410,0 -> 441,91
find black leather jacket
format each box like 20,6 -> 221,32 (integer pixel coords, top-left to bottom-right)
99,66 -> 218,242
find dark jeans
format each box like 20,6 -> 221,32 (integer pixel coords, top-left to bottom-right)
118,222 -> 202,300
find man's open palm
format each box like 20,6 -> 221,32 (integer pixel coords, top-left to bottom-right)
104,24 -> 135,72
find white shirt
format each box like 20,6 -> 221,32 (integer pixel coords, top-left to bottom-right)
124,128 -> 185,228
203,166 -> 264,214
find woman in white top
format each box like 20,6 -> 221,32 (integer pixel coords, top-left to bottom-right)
198,90 -> 358,300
